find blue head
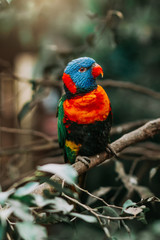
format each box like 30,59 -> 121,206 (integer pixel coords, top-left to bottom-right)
62,57 -> 103,97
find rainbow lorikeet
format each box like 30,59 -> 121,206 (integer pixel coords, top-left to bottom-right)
57,57 -> 112,165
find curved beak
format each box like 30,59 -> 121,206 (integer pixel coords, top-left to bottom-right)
91,63 -> 103,79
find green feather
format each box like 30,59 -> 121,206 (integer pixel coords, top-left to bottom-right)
57,95 -> 78,164
64,145 -> 77,164
57,95 -> 67,148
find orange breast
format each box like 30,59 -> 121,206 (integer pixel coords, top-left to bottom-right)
63,85 -> 111,124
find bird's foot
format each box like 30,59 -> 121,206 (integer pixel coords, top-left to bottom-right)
76,156 -> 91,168
106,144 -> 118,159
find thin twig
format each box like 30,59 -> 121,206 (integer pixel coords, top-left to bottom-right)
74,184 -> 122,210
63,193 -> 135,221
62,193 -> 103,224
63,193 -> 136,224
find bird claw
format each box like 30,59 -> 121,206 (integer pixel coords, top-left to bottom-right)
76,156 -> 91,168
106,144 -> 118,159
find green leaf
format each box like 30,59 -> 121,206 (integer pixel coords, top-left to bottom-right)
0,207 -> 13,224
12,195 -> 34,207
36,212 -> 70,225
150,167 -> 157,179
124,206 -> 143,216
33,195 -> 73,214
137,212 -> 147,224
70,212 -> 97,223
45,179 -> 78,198
87,187 -> 111,205
0,188 -> 15,205
151,220 -> 160,235
98,206 -> 119,217
9,200 -> 34,222
102,226 -> 111,238
16,222 -> 47,240
29,80 -> 37,91
14,182 -> 39,197
6,0 -> 13,3
33,194 -> 56,208
0,223 -> 6,240
122,199 -> 136,212
18,101 -> 32,122
38,164 -> 78,185
96,206 -> 120,234
51,197 -> 74,214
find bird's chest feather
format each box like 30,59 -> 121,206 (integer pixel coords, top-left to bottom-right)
63,85 -> 111,125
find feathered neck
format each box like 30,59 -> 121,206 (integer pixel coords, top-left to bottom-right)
64,83 -> 97,99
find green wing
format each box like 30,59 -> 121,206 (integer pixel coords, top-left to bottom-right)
57,95 -> 67,148
57,95 -> 78,164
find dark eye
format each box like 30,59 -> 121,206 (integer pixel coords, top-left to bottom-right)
79,67 -> 87,72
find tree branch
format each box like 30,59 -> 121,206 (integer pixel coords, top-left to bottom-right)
0,126 -> 56,142
98,79 -> 160,100
1,73 -> 160,100
32,118 -> 160,195
0,142 -> 59,156
111,119 -> 151,135
0,120 -> 153,157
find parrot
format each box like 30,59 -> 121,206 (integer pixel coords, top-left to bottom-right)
57,57 -> 112,167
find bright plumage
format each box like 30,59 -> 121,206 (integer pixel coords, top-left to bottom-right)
57,57 -> 112,164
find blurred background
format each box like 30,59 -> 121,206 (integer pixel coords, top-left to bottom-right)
0,0 -> 160,239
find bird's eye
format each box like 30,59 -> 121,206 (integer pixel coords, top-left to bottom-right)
79,67 -> 87,72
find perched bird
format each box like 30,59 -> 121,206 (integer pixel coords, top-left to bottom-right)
57,57 -> 112,166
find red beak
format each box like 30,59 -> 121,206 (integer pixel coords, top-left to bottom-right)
91,63 -> 103,79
